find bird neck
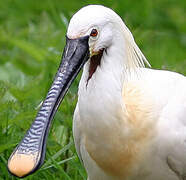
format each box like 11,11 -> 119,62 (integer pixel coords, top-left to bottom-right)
79,29 -> 135,99
78,33 -> 130,128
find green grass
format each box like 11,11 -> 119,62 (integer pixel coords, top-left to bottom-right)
0,0 -> 185,179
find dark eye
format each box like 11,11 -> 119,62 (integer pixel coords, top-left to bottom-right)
90,29 -> 98,37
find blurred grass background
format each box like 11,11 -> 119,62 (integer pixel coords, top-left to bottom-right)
0,0 -> 185,179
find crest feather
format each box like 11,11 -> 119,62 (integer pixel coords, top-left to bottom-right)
123,26 -> 151,69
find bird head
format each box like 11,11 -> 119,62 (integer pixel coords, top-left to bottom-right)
67,5 -> 121,55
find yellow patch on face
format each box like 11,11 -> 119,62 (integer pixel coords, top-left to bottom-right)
89,47 -> 97,56
85,82 -> 156,179
8,152 -> 38,177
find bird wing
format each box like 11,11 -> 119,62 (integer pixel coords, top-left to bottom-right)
136,68 -> 186,179
158,77 -> 186,179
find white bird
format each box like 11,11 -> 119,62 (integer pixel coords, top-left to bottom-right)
8,5 -> 186,180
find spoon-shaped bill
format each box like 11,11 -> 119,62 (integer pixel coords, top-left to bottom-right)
8,36 -> 89,178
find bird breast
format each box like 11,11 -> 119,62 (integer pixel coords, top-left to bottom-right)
78,73 -> 157,178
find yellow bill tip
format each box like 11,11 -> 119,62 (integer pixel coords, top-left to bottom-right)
8,153 -> 36,178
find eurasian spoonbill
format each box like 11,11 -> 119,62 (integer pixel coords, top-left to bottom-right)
8,5 -> 186,180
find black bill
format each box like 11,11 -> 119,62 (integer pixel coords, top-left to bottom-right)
8,35 -> 89,178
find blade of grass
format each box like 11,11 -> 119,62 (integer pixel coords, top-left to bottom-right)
41,156 -> 75,170
42,140 -> 73,168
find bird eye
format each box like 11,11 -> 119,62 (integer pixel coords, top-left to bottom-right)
90,29 -> 98,37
